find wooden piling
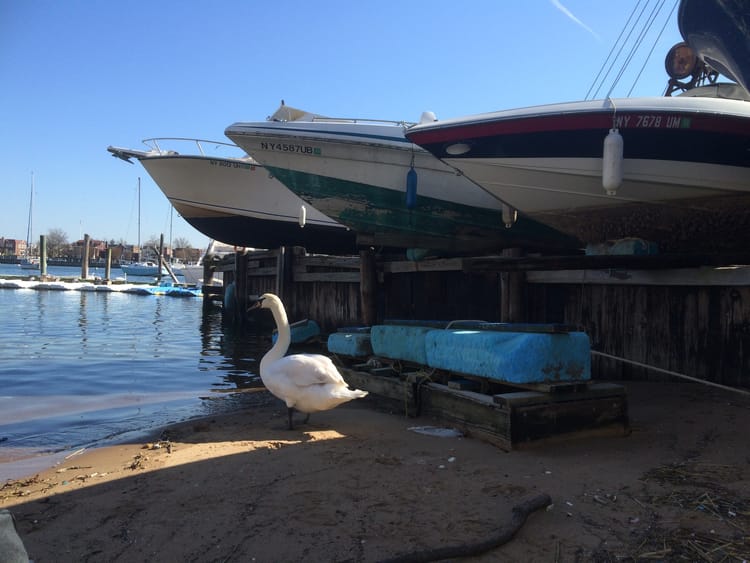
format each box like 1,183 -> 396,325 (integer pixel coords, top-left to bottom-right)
81,234 -> 90,279
158,234 -> 165,282
39,235 -> 48,277
105,248 -> 112,282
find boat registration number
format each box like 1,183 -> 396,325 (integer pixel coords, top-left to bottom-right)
209,160 -> 256,170
615,114 -> 690,129
260,142 -> 321,155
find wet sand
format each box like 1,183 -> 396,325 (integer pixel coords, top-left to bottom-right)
2,381 -> 749,562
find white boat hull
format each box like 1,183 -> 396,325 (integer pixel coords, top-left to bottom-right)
406,96 -> 750,252
226,119 -> 577,253
108,143 -> 356,255
121,262 -> 169,276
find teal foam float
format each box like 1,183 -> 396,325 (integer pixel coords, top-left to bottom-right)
425,329 -> 591,383
327,332 -> 373,357
370,325 -> 434,365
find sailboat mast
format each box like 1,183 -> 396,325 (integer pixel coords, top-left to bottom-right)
26,172 -> 34,251
169,205 -> 174,264
137,177 -> 141,249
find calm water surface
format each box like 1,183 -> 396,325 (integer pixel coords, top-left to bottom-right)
0,265 -> 269,480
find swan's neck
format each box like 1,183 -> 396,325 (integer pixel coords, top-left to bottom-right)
261,300 -> 291,369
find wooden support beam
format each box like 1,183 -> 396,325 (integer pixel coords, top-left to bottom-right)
500,248 -> 525,322
465,252 -> 750,272
360,248 -> 377,326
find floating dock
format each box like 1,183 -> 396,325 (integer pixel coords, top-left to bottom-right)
0,277 -> 203,297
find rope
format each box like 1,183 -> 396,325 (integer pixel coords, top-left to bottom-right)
627,0 -> 680,96
605,0 -> 666,99
586,0 -> 645,100
591,350 -> 750,397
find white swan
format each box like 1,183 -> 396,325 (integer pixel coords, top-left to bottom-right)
250,293 -> 368,429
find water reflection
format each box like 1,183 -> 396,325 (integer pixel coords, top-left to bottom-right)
199,303 -> 266,392
0,289 -> 275,476
78,291 -> 88,355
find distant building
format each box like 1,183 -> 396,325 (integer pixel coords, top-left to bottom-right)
1,234 -> 202,264
0,238 -> 27,256
69,238 -> 109,261
175,246 -> 202,264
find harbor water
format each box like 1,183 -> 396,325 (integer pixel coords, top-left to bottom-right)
0,264 -> 270,481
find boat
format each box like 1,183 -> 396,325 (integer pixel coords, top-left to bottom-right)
678,0 -> 750,94
181,240 -> 234,286
117,178 -> 171,277
19,172 -> 40,270
120,260 -> 169,276
224,104 -> 580,255
18,257 -> 40,270
123,281 -> 202,297
404,94 -> 750,253
107,138 -> 357,255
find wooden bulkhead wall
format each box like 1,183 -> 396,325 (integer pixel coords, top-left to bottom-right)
221,247 -> 750,390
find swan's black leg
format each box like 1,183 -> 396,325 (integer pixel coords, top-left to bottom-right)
303,413 -> 310,424
287,407 -> 295,430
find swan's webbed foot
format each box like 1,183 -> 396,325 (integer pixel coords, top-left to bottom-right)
286,408 -> 310,430
287,407 -> 295,430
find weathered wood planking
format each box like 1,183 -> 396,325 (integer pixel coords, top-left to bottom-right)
341,368 -> 628,449
527,283 -> 750,389
230,247 -> 750,389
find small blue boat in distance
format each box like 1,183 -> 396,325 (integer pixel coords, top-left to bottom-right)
121,260 -> 169,276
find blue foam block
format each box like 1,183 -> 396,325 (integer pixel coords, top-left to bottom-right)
327,332 -> 373,357
370,325 -> 434,365
273,319 -> 321,345
425,330 -> 591,383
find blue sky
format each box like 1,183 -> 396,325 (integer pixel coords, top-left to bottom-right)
1,0 -> 684,249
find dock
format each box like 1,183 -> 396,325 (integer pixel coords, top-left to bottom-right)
209,246 -> 750,448
0,276 -> 203,297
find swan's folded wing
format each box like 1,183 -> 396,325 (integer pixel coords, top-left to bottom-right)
271,354 -> 347,387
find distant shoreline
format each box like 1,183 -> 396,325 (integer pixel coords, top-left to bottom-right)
0,257 -> 124,267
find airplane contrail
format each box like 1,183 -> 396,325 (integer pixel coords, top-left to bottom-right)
550,0 -> 600,41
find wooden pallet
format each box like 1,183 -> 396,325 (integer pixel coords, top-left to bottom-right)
341,365 -> 629,450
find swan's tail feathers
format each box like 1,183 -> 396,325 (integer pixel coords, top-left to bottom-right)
350,389 -> 368,399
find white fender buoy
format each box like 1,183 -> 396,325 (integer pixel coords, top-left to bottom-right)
298,205 -> 307,228
602,128 -> 623,195
502,204 -> 517,228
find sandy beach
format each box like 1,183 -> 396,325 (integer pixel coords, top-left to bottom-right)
2,381 -> 749,562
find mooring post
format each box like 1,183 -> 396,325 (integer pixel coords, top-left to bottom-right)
81,234 -> 90,279
105,248 -> 112,282
39,235 -> 47,277
158,234 -> 165,282
202,254 -> 215,286
360,248 -> 377,326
